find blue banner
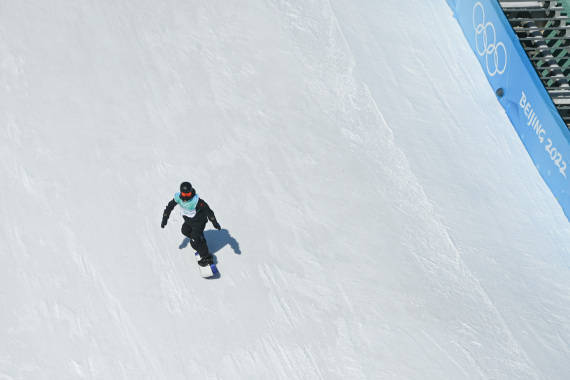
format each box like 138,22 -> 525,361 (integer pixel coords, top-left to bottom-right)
447,0 -> 570,220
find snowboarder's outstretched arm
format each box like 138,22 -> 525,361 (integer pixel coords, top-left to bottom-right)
199,199 -> 221,230
161,199 -> 177,228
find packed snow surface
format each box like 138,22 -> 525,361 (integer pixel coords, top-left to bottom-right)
1,0 -> 569,379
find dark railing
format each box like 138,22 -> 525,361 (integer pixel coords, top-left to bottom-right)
499,0 -> 570,128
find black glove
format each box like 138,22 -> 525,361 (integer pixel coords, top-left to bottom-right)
212,220 -> 221,230
161,213 -> 168,228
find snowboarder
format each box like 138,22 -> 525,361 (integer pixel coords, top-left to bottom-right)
161,182 -> 221,266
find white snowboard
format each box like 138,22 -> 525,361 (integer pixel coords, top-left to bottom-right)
194,252 -> 218,278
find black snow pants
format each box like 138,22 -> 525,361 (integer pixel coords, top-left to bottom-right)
181,216 -> 211,258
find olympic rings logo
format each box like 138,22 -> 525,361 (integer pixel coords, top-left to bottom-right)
473,2 -> 507,76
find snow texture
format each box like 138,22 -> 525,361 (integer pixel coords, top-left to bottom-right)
0,0 -> 569,379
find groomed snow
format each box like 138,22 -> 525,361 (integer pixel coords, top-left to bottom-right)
1,1 -> 569,379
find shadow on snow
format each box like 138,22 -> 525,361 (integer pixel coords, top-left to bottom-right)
178,228 -> 241,255
178,229 -> 240,279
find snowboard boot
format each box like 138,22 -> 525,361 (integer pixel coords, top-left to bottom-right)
198,254 -> 214,267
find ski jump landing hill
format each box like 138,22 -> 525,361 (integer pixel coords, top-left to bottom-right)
448,0 -> 570,219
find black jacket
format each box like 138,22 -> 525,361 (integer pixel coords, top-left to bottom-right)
163,198 -> 219,230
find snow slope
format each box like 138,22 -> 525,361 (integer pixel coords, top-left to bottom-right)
1,0 -> 569,379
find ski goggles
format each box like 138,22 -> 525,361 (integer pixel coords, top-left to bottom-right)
181,191 -> 193,198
